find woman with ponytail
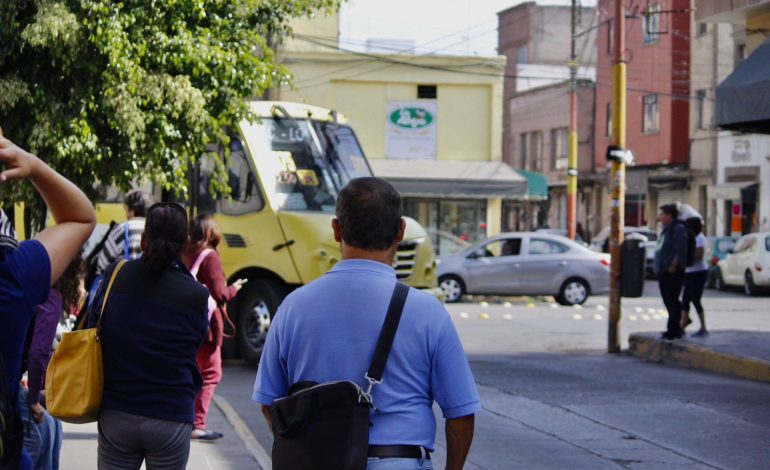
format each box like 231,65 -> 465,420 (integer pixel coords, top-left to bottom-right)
183,214 -> 244,441
85,202 -> 209,469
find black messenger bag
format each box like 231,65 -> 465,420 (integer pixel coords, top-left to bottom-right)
270,283 -> 409,470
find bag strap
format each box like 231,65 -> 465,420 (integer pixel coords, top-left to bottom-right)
190,248 -> 214,277
96,259 -> 127,339
365,282 -> 409,385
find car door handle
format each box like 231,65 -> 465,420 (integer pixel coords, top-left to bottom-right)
559,261 -> 568,266
513,263 -> 520,268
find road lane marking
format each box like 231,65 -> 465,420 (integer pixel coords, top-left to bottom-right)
479,312 -> 490,320
212,394 -> 271,469
573,314 -> 583,320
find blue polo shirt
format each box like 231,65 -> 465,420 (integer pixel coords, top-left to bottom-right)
0,241 -> 51,407
253,259 -> 481,451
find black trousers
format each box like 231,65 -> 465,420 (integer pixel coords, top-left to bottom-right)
658,270 -> 685,336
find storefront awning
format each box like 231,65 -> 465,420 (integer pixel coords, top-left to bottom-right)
516,169 -> 548,200
716,39 -> 770,134
369,159 -> 532,200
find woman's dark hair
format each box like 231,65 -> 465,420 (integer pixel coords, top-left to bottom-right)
187,213 -> 222,253
142,202 -> 188,271
686,217 -> 703,235
335,177 -> 402,251
124,190 -> 154,217
57,251 -> 84,313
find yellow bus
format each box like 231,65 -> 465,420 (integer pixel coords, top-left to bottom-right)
83,102 -> 438,364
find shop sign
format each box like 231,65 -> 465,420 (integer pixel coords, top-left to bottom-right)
386,100 -> 437,159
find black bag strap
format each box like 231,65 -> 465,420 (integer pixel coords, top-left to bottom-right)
365,282 -> 409,384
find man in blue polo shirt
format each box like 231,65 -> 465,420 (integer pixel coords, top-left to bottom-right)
0,130 -> 96,469
253,177 -> 480,469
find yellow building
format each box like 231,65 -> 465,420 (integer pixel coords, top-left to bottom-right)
275,13 -> 546,250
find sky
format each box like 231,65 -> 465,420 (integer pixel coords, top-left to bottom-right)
339,0 -> 597,57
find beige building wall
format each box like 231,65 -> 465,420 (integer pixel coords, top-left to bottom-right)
283,12 -> 340,52
277,51 -> 504,164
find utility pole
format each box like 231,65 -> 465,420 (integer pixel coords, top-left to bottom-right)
566,0 -> 578,240
608,0 -> 627,353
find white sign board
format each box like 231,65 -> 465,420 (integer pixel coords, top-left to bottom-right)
385,101 -> 437,159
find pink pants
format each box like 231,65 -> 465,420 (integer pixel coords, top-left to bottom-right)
194,342 -> 222,430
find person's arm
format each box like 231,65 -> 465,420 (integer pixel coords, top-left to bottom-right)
669,225 -> 687,272
199,251 -> 240,305
0,131 -> 96,284
27,291 -> 62,408
445,414 -> 475,470
261,404 -> 273,431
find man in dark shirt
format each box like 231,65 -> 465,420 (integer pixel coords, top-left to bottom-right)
654,203 -> 688,340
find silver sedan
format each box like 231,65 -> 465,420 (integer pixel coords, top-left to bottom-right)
437,232 -> 611,305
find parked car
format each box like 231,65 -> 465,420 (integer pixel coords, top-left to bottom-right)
534,228 -> 588,246
715,232 -> 770,295
589,226 -> 658,277
437,232 -> 610,305
704,235 -> 738,288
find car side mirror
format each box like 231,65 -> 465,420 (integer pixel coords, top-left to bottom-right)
726,249 -> 734,254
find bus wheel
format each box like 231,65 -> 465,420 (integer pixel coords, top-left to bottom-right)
236,279 -> 286,366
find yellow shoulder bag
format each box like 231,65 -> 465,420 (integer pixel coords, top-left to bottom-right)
45,259 -> 126,423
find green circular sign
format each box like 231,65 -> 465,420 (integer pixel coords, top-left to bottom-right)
389,107 -> 434,129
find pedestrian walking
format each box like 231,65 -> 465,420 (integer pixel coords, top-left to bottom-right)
85,202 -> 209,470
681,217 -> 709,337
253,177 -> 481,469
0,129 -> 96,470
654,203 -> 689,340
183,214 -> 245,441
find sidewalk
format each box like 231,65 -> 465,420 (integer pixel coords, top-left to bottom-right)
59,395 -> 266,470
629,329 -> 770,383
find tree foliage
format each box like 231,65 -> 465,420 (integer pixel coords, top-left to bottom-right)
0,0 -> 340,225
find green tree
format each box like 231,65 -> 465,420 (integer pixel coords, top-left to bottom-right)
0,0 -> 339,228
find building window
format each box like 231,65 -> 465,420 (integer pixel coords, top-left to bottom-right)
642,94 -> 659,133
625,194 -> 647,227
607,19 -> 614,54
516,45 -> 529,64
606,102 -> 612,137
417,85 -> 437,99
736,43 -> 746,68
551,128 -> 568,170
519,133 -> 528,169
529,131 -> 542,171
696,89 -> 707,129
643,4 -> 660,44
698,22 -> 708,36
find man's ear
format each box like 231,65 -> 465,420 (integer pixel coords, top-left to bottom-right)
332,218 -> 342,243
395,218 -> 406,243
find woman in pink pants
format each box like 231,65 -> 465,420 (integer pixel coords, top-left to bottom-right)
184,214 -> 245,440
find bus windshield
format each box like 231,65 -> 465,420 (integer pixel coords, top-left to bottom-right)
253,118 -> 373,213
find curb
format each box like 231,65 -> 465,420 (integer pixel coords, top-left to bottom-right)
628,332 -> 770,383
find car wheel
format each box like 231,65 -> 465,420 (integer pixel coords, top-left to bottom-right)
439,275 -> 465,303
745,271 -> 759,296
715,269 -> 727,292
236,279 -> 287,365
556,278 -> 589,306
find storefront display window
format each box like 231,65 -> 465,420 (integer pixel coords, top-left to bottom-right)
404,199 -> 487,254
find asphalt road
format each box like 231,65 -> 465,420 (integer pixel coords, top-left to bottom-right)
218,281 -> 770,469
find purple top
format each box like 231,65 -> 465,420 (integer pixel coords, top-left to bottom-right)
27,288 -> 62,405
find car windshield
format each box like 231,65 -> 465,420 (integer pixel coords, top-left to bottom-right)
766,235 -> 770,252
251,117 -> 373,213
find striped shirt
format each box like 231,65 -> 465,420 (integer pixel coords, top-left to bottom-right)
96,218 -> 145,275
